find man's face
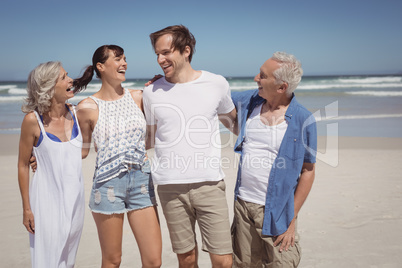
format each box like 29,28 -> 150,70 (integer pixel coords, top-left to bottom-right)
254,58 -> 282,100
154,34 -> 189,82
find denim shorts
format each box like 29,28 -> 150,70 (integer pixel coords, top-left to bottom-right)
89,161 -> 157,214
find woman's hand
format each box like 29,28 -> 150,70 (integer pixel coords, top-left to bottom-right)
23,209 -> 35,234
144,74 -> 163,86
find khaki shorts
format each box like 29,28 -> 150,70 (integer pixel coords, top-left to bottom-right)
232,198 -> 301,268
157,180 -> 232,255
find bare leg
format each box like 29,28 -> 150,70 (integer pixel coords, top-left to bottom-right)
92,212 -> 124,268
177,246 -> 199,268
127,206 -> 162,268
210,253 -> 233,268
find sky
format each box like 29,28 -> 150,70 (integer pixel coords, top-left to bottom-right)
1,0 -> 402,81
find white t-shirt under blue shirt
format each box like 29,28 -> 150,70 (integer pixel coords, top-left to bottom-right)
239,104 -> 288,205
143,71 -> 235,185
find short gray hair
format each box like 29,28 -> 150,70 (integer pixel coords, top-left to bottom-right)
271,51 -> 303,96
22,61 -> 62,114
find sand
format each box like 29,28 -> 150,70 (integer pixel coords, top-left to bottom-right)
2,133 -> 402,267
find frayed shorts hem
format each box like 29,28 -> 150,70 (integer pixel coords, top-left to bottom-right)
89,204 -> 157,215
89,207 -> 126,215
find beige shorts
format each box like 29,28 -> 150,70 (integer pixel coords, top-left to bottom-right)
232,198 -> 301,268
157,180 -> 232,255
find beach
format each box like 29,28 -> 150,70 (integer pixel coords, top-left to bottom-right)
2,72 -> 402,268
2,133 -> 402,267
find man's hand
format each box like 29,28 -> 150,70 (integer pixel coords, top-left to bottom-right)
145,74 -> 163,87
273,218 -> 296,252
29,155 -> 37,172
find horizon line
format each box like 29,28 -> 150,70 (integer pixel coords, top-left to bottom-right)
1,72 -> 402,83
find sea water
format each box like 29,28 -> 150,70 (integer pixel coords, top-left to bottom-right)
1,75 -> 402,137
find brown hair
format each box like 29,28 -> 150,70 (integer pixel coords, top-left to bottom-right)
150,25 -> 196,62
73,45 -> 124,93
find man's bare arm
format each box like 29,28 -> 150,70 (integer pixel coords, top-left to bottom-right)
219,108 -> 238,135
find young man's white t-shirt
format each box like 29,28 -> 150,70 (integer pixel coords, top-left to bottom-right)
143,71 -> 235,185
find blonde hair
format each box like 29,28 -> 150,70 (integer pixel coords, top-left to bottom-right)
22,61 -> 61,114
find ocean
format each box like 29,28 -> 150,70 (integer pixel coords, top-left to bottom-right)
1,75 -> 402,138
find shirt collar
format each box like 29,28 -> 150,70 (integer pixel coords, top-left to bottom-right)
251,92 -> 298,121
284,93 -> 297,121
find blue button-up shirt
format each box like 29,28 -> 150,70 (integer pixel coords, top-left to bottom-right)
231,89 -> 317,236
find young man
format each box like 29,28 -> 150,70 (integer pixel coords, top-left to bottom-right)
143,25 -> 236,268
231,52 -> 317,267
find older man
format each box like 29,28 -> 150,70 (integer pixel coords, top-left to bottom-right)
231,52 -> 317,267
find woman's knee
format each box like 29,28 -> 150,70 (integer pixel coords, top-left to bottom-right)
143,256 -> 162,268
102,252 -> 122,267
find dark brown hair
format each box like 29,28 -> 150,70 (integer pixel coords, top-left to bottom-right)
150,25 -> 196,63
73,45 -> 124,93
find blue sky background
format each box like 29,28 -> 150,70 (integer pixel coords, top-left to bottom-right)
1,0 -> 401,81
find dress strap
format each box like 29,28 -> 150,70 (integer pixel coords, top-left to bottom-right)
70,105 -> 80,130
33,111 -> 47,136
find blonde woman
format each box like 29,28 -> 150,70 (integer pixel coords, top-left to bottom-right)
18,61 -> 85,267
